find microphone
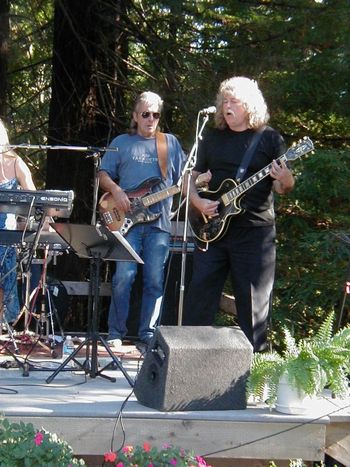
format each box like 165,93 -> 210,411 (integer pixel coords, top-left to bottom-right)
199,106 -> 216,115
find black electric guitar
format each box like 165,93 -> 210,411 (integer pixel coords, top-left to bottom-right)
99,177 -> 180,236
189,137 -> 314,244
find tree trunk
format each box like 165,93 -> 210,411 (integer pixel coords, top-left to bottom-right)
0,0 -> 9,117
45,1 -> 129,328
46,0 -> 128,225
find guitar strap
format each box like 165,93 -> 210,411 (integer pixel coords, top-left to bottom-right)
156,132 -> 168,180
235,126 -> 265,183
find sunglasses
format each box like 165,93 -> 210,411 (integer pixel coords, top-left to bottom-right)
140,111 -> 160,119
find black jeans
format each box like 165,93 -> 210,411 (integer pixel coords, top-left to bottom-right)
183,224 -> 276,352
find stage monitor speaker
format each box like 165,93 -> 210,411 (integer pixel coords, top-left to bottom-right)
134,325 -> 253,411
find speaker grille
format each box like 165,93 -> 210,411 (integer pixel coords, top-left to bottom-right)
134,326 -> 253,411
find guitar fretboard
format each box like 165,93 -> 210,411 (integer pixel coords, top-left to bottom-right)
224,154 -> 287,205
142,185 -> 180,207
223,135 -> 314,206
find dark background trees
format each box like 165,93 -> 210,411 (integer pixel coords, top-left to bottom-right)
1,0 -> 350,342
46,0 -> 129,224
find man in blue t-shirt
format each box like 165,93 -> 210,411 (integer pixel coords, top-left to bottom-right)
98,91 -> 184,350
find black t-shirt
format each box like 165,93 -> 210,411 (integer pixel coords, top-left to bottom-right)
195,126 -> 286,226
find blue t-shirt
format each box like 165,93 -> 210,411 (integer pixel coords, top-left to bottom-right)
99,133 -> 184,233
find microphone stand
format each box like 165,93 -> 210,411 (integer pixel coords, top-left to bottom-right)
0,144 -> 114,152
85,149 -> 104,226
177,113 -> 210,325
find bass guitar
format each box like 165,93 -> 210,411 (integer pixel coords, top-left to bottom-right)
189,137 -> 314,244
99,177 -> 180,236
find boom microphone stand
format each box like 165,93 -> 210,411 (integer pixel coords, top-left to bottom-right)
177,111 -> 212,325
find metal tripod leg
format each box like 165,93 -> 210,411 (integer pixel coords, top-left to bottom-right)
46,254 -> 134,386
45,333 -> 134,385
0,314 -> 20,354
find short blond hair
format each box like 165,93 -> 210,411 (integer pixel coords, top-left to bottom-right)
215,77 -> 269,130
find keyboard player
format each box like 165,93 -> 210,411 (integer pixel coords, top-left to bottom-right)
0,118 -> 38,329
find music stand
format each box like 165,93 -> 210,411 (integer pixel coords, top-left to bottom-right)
45,223 -> 143,385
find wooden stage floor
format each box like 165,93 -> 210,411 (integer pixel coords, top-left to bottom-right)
0,334 -> 349,467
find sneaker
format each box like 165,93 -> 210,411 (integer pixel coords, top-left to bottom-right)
108,338 -> 123,350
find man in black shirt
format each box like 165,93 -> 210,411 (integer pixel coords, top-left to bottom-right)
184,76 -> 295,352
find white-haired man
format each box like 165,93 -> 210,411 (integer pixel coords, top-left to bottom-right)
99,91 -> 184,349
184,77 -> 295,352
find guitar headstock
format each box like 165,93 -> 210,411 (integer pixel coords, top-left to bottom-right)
285,137 -> 314,161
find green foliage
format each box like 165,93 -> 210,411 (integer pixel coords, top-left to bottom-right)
247,311 -> 350,407
7,0 -> 54,188
0,418 -> 85,466
272,148 -> 350,346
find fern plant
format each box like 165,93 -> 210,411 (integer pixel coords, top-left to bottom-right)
247,311 -> 350,407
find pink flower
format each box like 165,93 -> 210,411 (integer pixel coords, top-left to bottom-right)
143,442 -> 151,452
122,445 -> 133,454
147,464 -> 154,467
116,463 -> 124,467
196,455 -> 207,466
170,459 -> 177,466
104,451 -> 117,462
34,432 -> 44,446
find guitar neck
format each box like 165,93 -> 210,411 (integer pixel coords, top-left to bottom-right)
142,185 -> 180,207
227,154 -> 287,201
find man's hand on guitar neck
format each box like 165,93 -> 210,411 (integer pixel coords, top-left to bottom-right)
270,159 -> 295,195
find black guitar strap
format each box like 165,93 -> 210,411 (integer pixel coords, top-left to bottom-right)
235,126 -> 265,183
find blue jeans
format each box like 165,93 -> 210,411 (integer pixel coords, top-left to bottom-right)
108,224 -> 170,342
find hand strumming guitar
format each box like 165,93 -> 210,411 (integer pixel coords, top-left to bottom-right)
190,170 -> 219,217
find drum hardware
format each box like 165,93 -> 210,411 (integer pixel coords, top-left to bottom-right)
10,211 -> 55,331
0,248 -> 21,353
0,315 -> 20,354
0,189 -> 72,362
32,247 -> 65,357
9,247 -> 65,359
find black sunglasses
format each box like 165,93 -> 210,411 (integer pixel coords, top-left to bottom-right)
140,111 -> 160,119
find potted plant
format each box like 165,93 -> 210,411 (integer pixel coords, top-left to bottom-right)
0,418 -> 85,466
246,311 -> 350,414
